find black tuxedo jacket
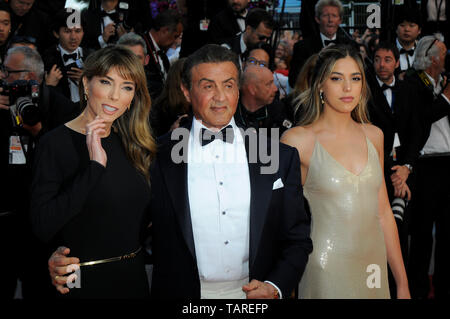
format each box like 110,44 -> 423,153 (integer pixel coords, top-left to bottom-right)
149,118 -> 312,299
208,7 -> 243,45
289,33 -> 354,88
404,70 -> 450,150
42,45 -> 93,100
367,75 -> 421,167
141,32 -> 169,101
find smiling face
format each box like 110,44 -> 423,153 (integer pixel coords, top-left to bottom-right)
83,67 -> 135,124
321,56 -> 363,116
181,62 -> 239,130
316,5 -> 341,39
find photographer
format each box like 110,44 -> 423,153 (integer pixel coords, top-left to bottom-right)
42,9 -> 93,103
0,46 -> 79,298
82,0 -> 149,50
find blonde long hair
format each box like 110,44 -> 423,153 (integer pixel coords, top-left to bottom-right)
296,44 -> 370,126
79,45 -> 156,184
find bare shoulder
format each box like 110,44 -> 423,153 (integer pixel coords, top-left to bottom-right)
281,126 -> 316,158
362,123 -> 384,153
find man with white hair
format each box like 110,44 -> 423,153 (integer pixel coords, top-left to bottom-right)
405,33 -> 450,299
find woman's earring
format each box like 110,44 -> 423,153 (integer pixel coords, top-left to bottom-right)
320,90 -> 324,105
84,91 -> 89,101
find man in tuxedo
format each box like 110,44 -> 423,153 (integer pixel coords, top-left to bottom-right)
48,44 -> 312,299
289,0 -> 352,88
394,7 -> 422,79
235,65 -> 292,138
141,10 -> 183,101
42,9 -> 93,104
367,42 -> 421,298
405,34 -> 450,299
222,8 -> 274,67
208,0 -> 250,45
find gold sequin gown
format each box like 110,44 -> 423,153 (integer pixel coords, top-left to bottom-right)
298,136 -> 391,299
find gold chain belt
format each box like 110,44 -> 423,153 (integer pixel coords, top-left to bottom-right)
79,247 -> 142,267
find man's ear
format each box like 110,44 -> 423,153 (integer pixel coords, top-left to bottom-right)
395,59 -> 400,69
144,54 -> 150,66
53,30 -> 60,40
180,83 -> 191,103
315,16 -> 320,25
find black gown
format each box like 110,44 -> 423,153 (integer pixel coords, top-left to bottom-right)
31,125 -> 150,299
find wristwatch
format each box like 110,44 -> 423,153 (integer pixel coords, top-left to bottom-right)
404,164 -> 413,173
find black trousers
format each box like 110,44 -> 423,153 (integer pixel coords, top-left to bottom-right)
408,155 -> 450,299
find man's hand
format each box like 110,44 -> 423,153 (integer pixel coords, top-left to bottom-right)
170,114 -> 188,131
102,22 -> 116,42
393,182 -> 411,201
242,279 -> 278,299
45,64 -> 63,86
67,67 -> 83,83
390,165 -> 410,187
48,246 -> 80,295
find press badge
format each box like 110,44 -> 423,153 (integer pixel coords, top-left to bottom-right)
9,135 -> 26,164
200,19 -> 210,31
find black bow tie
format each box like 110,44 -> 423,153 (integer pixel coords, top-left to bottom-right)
200,125 -> 234,146
381,83 -> 394,91
63,53 -> 77,62
400,48 -> 414,56
100,10 -> 118,20
324,39 -> 337,46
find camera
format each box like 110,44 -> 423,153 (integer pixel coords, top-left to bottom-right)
391,197 -> 408,222
117,2 -> 132,32
0,79 -> 40,126
62,59 -> 83,78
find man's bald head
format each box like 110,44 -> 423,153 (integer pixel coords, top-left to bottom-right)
241,65 -> 277,110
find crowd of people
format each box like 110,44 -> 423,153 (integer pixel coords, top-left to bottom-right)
0,0 -> 449,300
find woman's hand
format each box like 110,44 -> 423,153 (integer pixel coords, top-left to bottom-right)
86,116 -> 107,167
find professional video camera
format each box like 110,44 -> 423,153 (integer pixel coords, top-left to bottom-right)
0,79 -> 40,126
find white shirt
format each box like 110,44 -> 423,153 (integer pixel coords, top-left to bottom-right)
188,117 -> 251,282
97,7 -> 116,48
320,32 -> 337,48
148,32 -> 167,80
421,72 -> 450,154
396,38 -> 416,71
376,76 -> 396,110
235,10 -> 248,33
58,45 -> 82,103
427,0 -> 447,21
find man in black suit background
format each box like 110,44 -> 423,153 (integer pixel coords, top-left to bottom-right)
222,8 -> 274,67
367,42 -> 421,298
289,0 -> 352,88
208,0 -> 249,45
48,44 -> 312,299
141,10 -> 183,101
42,9 -> 93,104
405,34 -> 450,299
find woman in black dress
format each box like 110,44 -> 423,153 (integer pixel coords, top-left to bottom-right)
30,45 -> 156,299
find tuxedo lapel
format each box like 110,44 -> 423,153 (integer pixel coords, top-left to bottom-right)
158,128 -> 196,260
243,130 -> 275,268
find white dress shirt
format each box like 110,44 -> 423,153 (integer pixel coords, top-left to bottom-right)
58,45 -> 82,103
97,7 -> 116,48
236,10 -> 248,33
376,76 -> 396,109
396,38 -> 416,71
320,32 -> 337,47
188,117 -> 251,282
421,72 -> 450,154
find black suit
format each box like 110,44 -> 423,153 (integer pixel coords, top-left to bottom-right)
141,32 -> 170,101
149,118 -> 312,299
404,70 -> 450,298
41,45 -> 93,101
288,32 -> 354,88
208,6 -> 244,45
